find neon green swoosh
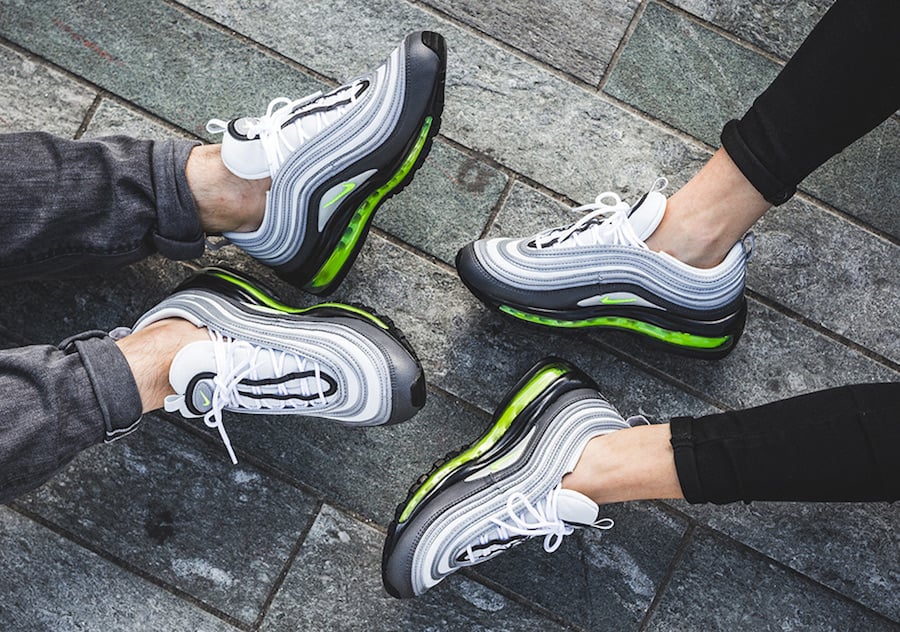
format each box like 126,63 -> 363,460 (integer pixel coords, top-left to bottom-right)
324,182 -> 356,207
600,296 -> 637,305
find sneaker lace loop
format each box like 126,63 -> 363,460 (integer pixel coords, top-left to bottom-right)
533,192 -> 634,250
206,82 -> 365,178
203,329 -> 331,465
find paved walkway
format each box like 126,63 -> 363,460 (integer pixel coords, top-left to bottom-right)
1,1 -> 898,630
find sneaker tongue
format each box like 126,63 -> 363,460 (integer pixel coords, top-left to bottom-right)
555,489 -> 601,527
627,190 -> 667,241
167,341 -> 220,416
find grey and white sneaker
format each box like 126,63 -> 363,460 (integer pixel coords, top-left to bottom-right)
382,358 -> 635,599
456,179 -> 752,359
207,31 -> 446,295
131,267 -> 425,463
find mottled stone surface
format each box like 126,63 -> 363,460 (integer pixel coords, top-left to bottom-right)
0,43 -> 95,135
0,0 -> 323,138
419,0 -> 640,84
260,504 -> 570,631
0,507 -> 237,631
670,0 -> 835,60
474,502 -> 688,629
670,501 -> 900,622
605,2 -> 779,147
14,417 -> 318,625
374,141 -> 508,264
645,530 -> 898,632
84,98 -> 195,140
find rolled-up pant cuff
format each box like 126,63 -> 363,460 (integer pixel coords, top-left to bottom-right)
59,331 -> 143,442
151,139 -> 205,260
720,119 -> 795,206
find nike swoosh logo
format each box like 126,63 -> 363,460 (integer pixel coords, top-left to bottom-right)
199,389 -> 211,407
600,296 -> 637,305
323,182 -> 355,208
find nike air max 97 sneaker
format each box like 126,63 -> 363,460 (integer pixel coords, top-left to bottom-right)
456,179 -> 752,359
207,32 -> 447,295
131,267 -> 426,463
382,358 -> 631,598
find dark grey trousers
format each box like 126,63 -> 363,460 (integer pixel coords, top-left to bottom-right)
0,133 -> 202,503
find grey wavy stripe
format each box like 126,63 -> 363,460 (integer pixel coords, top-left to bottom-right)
476,238 -> 747,311
133,290 -> 393,424
228,41 -> 408,265
411,396 -> 627,595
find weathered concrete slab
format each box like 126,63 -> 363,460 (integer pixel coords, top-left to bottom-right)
669,501 -> 900,622
259,504 -> 571,632
473,501 -> 688,630
644,529 -> 898,631
84,98 -> 194,140
418,0 -> 640,84
0,0 -> 323,138
0,43 -> 95,135
0,507 -> 238,631
14,417 -> 318,625
670,0 -> 834,60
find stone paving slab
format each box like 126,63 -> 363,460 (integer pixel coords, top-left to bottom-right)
669,500 -> 900,622
0,43 -> 95,135
605,2 -> 900,239
14,416 -> 319,626
0,507 -> 237,631
0,0 -> 323,138
471,501 -> 689,630
259,504 -> 571,632
418,0 -> 640,85
669,0 -> 834,60
644,529 -> 898,632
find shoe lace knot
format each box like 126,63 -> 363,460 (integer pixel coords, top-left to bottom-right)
532,191 -> 634,250
203,329 -> 336,464
463,486 -> 613,564
206,80 -> 367,178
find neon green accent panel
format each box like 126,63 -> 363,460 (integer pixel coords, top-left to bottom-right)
306,116 -> 433,291
600,296 -> 637,305
398,363 -> 567,524
498,305 -> 730,350
205,269 -> 389,329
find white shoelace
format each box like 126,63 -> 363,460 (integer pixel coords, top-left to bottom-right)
533,178 -> 669,250
206,81 -> 365,178
533,192 -> 633,250
203,329 -> 332,464
463,486 -> 614,563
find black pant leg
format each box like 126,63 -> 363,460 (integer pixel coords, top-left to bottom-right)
720,0 -> 900,204
670,383 -> 900,503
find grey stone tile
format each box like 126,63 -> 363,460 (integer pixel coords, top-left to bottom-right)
474,502 -> 688,630
84,98 -> 194,140
260,504 -> 571,632
602,300 -> 898,410
669,0 -> 834,60
418,0 -> 640,84
0,43 -> 95,135
374,141 -> 508,264
182,0 -> 712,203
223,385 -> 490,526
645,530 -> 898,632
14,416 -> 318,625
605,2 -> 779,148
749,197 -> 900,363
0,507 -> 236,631
0,0 -> 323,138
668,501 -> 900,622
802,116 -> 900,239
488,182 -> 900,401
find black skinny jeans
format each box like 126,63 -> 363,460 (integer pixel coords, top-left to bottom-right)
721,0 -> 900,205
671,0 -> 900,504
